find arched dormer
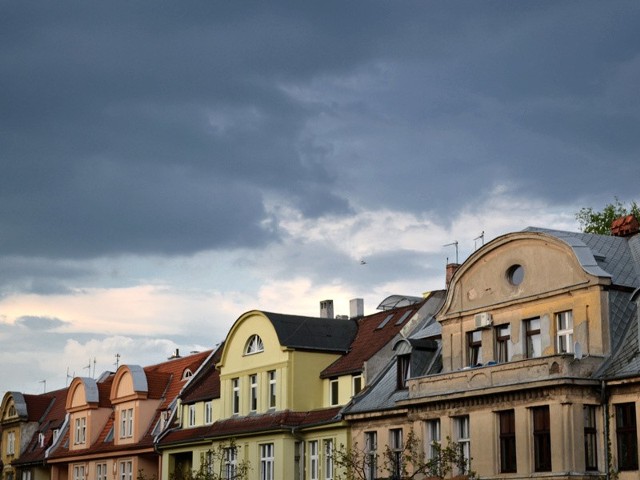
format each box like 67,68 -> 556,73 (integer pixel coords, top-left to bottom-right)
1,392 -> 27,422
110,365 -> 149,403
66,377 -> 100,412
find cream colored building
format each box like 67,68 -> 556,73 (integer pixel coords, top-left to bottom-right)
346,224 -> 640,480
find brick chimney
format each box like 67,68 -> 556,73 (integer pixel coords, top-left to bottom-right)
611,215 -> 640,237
446,263 -> 461,288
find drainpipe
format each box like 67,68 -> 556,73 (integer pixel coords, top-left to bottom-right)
601,380 -> 610,480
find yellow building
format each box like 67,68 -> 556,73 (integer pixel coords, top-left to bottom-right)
158,301 -> 432,480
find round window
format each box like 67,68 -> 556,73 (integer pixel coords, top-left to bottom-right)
507,264 -> 524,286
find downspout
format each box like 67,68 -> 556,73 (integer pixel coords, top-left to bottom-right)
601,380 -> 610,480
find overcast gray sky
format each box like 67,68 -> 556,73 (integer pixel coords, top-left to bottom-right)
2,1 -> 639,394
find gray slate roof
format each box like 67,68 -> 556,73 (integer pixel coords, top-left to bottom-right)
262,312 -> 358,353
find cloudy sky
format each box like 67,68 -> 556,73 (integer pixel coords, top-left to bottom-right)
2,1 -> 640,394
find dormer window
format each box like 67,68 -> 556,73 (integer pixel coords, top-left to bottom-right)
397,354 -> 410,389
8,405 -> 16,417
182,369 -> 193,380
244,335 -> 264,355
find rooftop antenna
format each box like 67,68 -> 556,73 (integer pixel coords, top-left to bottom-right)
443,241 -> 459,264
66,367 -> 75,386
114,353 -> 121,370
39,379 -> 46,393
474,231 -> 485,251
92,358 -> 97,378
84,359 -> 92,377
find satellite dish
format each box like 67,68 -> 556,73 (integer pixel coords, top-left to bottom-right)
573,342 -> 583,360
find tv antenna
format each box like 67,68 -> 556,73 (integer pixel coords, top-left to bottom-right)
66,367 -> 75,386
114,353 -> 121,370
39,379 -> 46,393
443,241 -> 459,264
474,231 -> 485,251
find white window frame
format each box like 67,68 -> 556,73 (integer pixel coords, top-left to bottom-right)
204,401 -> 213,424
7,431 -> 16,455
73,465 -> 85,480
260,443 -> 274,480
364,431 -> 377,480
309,440 -> 319,480
224,447 -> 237,479
245,335 -> 264,355
120,408 -> 133,438
96,463 -> 107,480
250,374 -> 258,412
119,461 -> 133,480
389,429 -> 403,479
21,471 -> 31,480
454,416 -> 470,474
324,439 -> 334,480
268,370 -> 276,409
188,404 -> 196,427
556,310 -> 574,354
75,417 -> 86,444
426,419 -> 441,460
232,378 -> 240,415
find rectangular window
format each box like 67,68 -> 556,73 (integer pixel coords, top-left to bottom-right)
119,461 -> 133,480
205,401 -> 213,424
425,419 -> 441,461
96,464 -> 107,480
188,404 -> 196,427
467,330 -> 482,366
75,417 -> 86,444
260,443 -> 274,480
73,465 -> 85,480
232,378 -> 240,415
584,405 -> 598,471
364,432 -> 377,480
309,440 -> 319,480
556,311 -> 573,353
324,439 -> 334,480
352,375 -> 363,396
330,378 -> 339,406
499,410 -> 517,473
616,402 -> 638,471
21,471 -> 31,480
204,450 -> 214,475
454,416 -> 470,474
525,318 -> 542,358
120,408 -> 133,438
495,324 -> 511,363
7,431 -> 15,455
389,428 -> 403,479
268,370 -> 277,409
250,374 -> 258,412
533,406 -> 551,472
397,355 -> 410,389
224,447 -> 237,479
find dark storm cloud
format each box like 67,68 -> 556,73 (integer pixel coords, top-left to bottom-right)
2,1 -> 640,258
15,315 -> 68,331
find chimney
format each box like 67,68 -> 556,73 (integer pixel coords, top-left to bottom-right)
611,215 -> 640,237
350,298 -> 364,318
320,300 -> 334,319
446,263 -> 461,288
168,348 -> 181,360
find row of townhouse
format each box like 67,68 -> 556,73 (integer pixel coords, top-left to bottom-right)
3,216 -> 640,479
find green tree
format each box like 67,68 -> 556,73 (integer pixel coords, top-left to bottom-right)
167,440 -> 250,480
575,198 -> 640,235
333,430 -> 476,480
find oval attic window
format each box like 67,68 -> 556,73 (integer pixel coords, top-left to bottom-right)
507,264 -> 524,286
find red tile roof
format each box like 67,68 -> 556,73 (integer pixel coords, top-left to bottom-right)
181,345 -> 223,404
320,300 -> 426,378
12,387 -> 68,467
158,407 -> 343,448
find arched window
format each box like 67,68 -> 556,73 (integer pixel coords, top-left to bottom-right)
182,369 -> 193,380
244,335 -> 264,355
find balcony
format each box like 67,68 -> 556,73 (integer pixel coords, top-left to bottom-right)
406,354 -> 604,400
